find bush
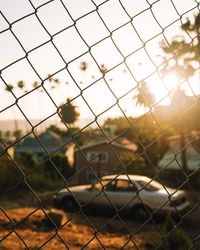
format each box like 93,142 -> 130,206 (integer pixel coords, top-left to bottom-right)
159,217 -> 193,250
41,152 -> 75,180
26,173 -> 63,191
120,155 -> 155,176
0,162 -> 24,192
158,169 -> 200,190
0,151 -> 75,192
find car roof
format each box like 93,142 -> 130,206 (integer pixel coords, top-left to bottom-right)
101,174 -> 151,182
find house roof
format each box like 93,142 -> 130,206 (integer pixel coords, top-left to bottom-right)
159,131 -> 200,170
15,131 -> 71,153
165,132 -> 200,152
165,135 -> 181,141
77,140 -> 137,152
166,131 -> 200,141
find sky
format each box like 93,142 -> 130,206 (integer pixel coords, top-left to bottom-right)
0,0 -> 199,127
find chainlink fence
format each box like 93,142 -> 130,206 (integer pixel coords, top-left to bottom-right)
0,0 -> 200,249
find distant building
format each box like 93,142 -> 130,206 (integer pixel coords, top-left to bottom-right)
75,140 -> 137,184
15,131 -> 71,160
159,132 -> 200,171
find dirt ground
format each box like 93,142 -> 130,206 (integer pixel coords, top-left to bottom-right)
0,207 -> 149,250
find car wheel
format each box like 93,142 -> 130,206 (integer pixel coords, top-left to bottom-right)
132,204 -> 151,221
62,197 -> 79,213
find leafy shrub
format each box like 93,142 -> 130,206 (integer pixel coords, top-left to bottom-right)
159,217 -> 193,250
26,173 -> 63,191
41,152 -> 75,180
0,162 -> 24,192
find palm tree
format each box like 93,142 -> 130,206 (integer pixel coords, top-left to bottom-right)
99,64 -> 107,74
13,129 -> 22,141
133,82 -> 161,167
133,81 -> 155,135
134,81 -> 155,111
5,84 -> 14,92
160,28 -> 196,173
171,89 -> 190,172
4,130 -> 11,143
160,13 -> 200,87
181,13 -> 200,62
17,80 -> 25,90
4,83 -> 20,133
80,61 -> 88,71
160,39 -> 195,81
47,74 -> 60,89
59,98 -> 80,126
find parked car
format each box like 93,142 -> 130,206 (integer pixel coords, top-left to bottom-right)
53,174 -> 189,219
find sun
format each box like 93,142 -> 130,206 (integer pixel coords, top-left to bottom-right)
164,74 -> 179,91
148,73 -> 179,105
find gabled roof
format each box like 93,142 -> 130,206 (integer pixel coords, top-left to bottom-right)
15,131 -> 71,153
166,132 -> 200,153
77,140 -> 137,152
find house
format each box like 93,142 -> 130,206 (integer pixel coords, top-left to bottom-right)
15,131 -> 72,160
75,140 -> 137,184
158,132 -> 200,171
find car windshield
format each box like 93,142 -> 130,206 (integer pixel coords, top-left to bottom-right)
93,180 -> 114,191
94,178 -> 138,192
115,179 -> 138,192
137,179 -> 163,191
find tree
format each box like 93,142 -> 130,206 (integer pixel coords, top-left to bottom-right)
160,39 -> 195,81
159,19 -> 198,173
42,152 -> 74,180
13,129 -> 22,141
133,81 -> 155,111
181,13 -> 200,63
171,89 -> 190,172
80,61 -> 88,71
159,13 -> 200,88
59,98 -> 80,126
4,130 -> 11,143
159,14 -> 200,172
5,84 -> 14,92
161,217 -> 192,250
47,74 -> 60,89
133,81 -> 155,133
17,80 -> 25,89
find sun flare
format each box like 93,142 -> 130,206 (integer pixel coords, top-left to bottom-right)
148,73 -> 179,105
164,74 -> 179,91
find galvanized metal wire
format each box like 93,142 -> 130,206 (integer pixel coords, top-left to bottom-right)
0,0 -> 200,249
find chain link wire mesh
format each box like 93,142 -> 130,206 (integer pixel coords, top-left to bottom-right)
0,0 -> 200,249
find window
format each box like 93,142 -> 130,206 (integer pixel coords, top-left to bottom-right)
137,180 -> 162,191
87,151 -> 98,162
88,172 -> 97,183
99,152 -> 108,163
93,179 -> 115,191
115,180 -> 137,192
87,151 -> 108,163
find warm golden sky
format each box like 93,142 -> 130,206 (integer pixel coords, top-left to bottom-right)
0,0 -> 199,124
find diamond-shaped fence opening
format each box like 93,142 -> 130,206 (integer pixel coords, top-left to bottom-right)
0,0 -> 200,249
